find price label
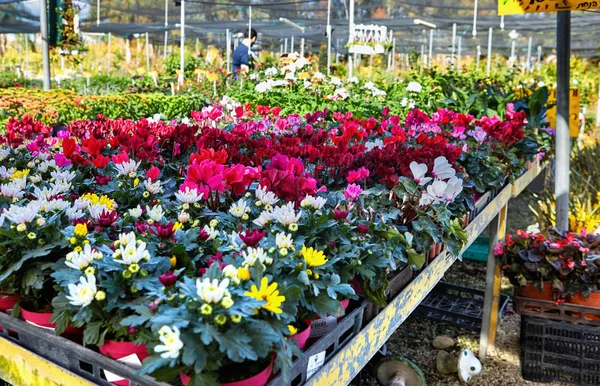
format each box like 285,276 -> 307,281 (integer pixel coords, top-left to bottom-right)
103,353 -> 143,383
309,316 -> 337,338
306,351 -> 326,379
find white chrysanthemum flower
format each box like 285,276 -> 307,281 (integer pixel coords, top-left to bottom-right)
66,207 -> 85,220
241,247 -> 268,267
38,160 -> 57,174
51,170 -> 77,184
144,179 -> 163,194
222,265 -> 237,279
275,232 -> 294,249
88,204 -> 109,220
146,205 -> 165,222
50,181 -> 72,194
255,186 -> 279,206
3,201 -> 43,224
175,187 -> 204,204
181,117 -> 190,125
0,147 -> 10,161
29,175 -> 42,184
300,195 -> 327,210
0,166 -> 15,179
294,56 -> 309,70
128,206 -> 143,218
253,210 -> 273,228
42,198 -> 70,212
229,199 -> 250,218
154,326 -> 184,359
271,202 -> 301,226
1,181 -> 25,199
113,234 -> 150,265
66,244 -> 97,270
196,277 -> 230,303
406,81 -> 423,93
66,274 -> 97,307
202,225 -> 219,240
114,160 -> 141,177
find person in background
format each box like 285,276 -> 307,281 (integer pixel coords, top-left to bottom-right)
232,28 -> 257,75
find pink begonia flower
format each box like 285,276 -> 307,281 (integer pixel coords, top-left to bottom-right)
344,184 -> 362,201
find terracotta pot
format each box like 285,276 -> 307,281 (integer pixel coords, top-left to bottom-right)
99,341 -> 150,386
180,359 -> 274,386
517,282 -> 554,301
289,320 -> 312,350
0,294 -> 18,312
568,291 -> 600,321
20,308 -> 82,335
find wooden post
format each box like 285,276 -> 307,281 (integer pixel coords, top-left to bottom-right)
479,205 -> 507,358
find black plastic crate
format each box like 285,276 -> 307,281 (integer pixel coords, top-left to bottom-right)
521,316 -> 600,385
413,282 -> 510,331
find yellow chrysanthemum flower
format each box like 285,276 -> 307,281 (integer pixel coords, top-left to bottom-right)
287,325 -> 298,336
301,245 -> 328,267
245,277 -> 285,314
74,223 -> 88,237
81,193 -> 114,209
237,267 -> 251,280
10,169 -> 30,180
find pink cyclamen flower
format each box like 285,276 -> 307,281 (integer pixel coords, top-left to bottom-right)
55,153 -> 72,167
344,184 -> 362,201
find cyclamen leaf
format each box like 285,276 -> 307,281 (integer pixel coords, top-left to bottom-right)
413,217 -> 442,243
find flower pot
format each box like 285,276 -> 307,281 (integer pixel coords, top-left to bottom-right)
0,294 -> 18,312
517,282 -> 554,301
350,277 -> 362,295
180,359 -> 273,386
99,341 -> 150,386
289,320 -> 312,350
20,308 -> 82,335
568,291 -> 600,321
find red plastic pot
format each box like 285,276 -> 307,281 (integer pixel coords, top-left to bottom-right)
569,291 -> 600,321
517,282 -> 554,301
289,320 -> 312,350
349,277 -> 362,296
20,308 -> 82,335
180,359 -> 274,386
99,341 -> 150,386
0,294 -> 18,312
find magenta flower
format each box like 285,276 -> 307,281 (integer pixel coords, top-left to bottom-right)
344,184 -> 362,201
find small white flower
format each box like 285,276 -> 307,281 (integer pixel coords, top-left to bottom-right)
293,57 -> 309,69
364,139 -> 384,152
1,181 -> 25,199
275,232 -> 294,249
347,76 -> 359,84
66,207 -> 85,220
444,176 -> 463,202
203,225 -> 219,240
222,265 -> 238,279
66,274 -> 97,307
146,205 -> 165,222
0,147 -> 10,161
300,196 -> 327,210
181,117 -> 190,125
409,162 -> 432,186
400,97 -> 408,107
154,326 -> 184,359
255,186 -> 279,206
425,179 -> 448,204
229,199 -> 249,218
406,81 -> 423,93
196,277 -> 230,303
2,201 -> 43,224
114,160 -> 141,177
271,202 -> 301,226
113,234 -> 151,265
178,211 -> 190,224
144,179 -> 163,194
255,81 -> 273,93
526,223 -> 541,234
175,187 -> 204,204
241,247 -> 268,267
265,67 -> 278,76
65,244 -> 97,270
129,206 -> 143,218
253,210 -> 273,228
329,76 -> 342,86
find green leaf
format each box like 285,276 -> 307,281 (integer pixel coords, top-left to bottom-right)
407,248 -> 426,270
413,217 -> 441,243
83,320 -> 102,346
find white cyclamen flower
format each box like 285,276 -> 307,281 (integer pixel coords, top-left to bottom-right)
406,81 -> 423,93
425,179 -> 448,204
255,186 -> 279,206
229,199 -> 250,218
432,156 -> 456,180
276,233 -> 294,249
409,162 -> 432,186
444,176 -> 463,202
196,277 -> 230,303
154,326 -> 184,359
66,274 -> 97,307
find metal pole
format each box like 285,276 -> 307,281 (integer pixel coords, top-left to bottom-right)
164,0 -> 168,60
451,23 -> 456,69
284,38 -> 288,53
392,37 -> 396,71
291,36 -> 294,53
457,36 -> 462,72
40,0 -> 51,90
500,15 -> 505,30
146,32 -> 150,73
421,43 -> 425,67
537,45 -> 542,71
486,27 -> 492,76
473,0 -> 478,38
511,39 -> 516,62
248,6 -> 252,59
24,34 -> 29,77
476,45 -> 481,70
555,11 -> 571,232
526,36 -> 532,73
301,37 -> 305,57
226,29 -> 231,72
326,0 -> 332,76
348,0 -> 354,76
107,32 -> 111,73
180,0 -> 185,73
428,29 -> 433,68
97,0 -> 100,25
